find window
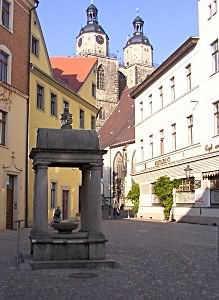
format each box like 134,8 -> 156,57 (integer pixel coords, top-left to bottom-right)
99,107 -> 105,120
214,101 -> 219,135
91,115 -> 96,129
1,0 -> 13,30
160,129 -> 164,155
50,182 -> 57,209
209,3 -> 212,18
97,65 -> 104,90
79,109 -> 84,129
36,84 -> 44,110
171,123 -> 176,151
2,0 -> 10,29
159,86 -> 163,108
140,139 -> 144,161
149,134 -> 153,158
186,64 -> 191,91
149,94 -> 152,115
50,93 -> 57,117
32,36 -> 39,56
92,83 -> 96,98
209,0 -> 217,18
170,77 -> 175,101
140,101 -> 143,121
211,40 -> 219,74
0,50 -> 8,82
187,115 -> 193,145
0,110 -> 6,145
213,0 -> 217,15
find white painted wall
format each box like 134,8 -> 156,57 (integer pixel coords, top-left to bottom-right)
133,0 -> 219,222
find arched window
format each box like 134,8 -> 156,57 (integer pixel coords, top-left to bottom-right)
99,107 -> 105,120
113,152 -> 123,179
0,44 -> 12,84
97,65 -> 104,90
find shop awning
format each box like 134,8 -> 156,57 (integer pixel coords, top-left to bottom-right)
202,170 -> 219,178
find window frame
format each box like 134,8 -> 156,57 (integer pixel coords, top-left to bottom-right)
149,134 -> 154,158
31,35 -> 39,57
214,101 -> 219,135
91,115 -> 96,129
97,65 -> 104,90
171,123 -> 176,151
50,92 -> 57,117
79,109 -> 85,129
170,76 -> 175,101
0,109 -> 6,145
140,101 -> 143,121
140,139 -> 144,161
92,83 -> 96,98
0,45 -> 11,84
36,84 -> 44,111
187,115 -> 193,145
186,64 -> 191,92
0,0 -> 13,32
159,86 -> 163,108
160,129 -> 164,156
50,181 -> 57,209
148,94 -> 152,115
211,40 -> 219,74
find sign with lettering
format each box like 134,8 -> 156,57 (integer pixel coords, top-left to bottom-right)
155,157 -> 170,167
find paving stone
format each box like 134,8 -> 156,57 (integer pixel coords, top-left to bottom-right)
0,220 -> 218,299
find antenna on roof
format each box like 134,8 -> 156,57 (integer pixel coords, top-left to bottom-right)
91,0 -> 94,4
136,7 -> 140,16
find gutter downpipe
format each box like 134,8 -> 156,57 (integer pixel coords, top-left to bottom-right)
25,0 -> 39,228
109,145 -> 112,217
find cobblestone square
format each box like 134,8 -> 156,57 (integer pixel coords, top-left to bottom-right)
0,220 -> 218,300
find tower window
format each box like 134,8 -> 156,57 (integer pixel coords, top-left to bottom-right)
97,65 -> 104,90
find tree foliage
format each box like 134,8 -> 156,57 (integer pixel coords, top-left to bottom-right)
127,183 -> 140,215
153,176 -> 181,220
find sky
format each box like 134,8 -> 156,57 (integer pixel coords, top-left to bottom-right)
36,0 -> 198,66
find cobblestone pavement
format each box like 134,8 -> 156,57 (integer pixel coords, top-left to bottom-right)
0,220 -> 219,300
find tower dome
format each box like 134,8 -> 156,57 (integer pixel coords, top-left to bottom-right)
76,4 -> 109,57
123,15 -> 153,67
124,15 -> 152,49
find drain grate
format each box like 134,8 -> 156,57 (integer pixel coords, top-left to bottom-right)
69,272 -> 99,279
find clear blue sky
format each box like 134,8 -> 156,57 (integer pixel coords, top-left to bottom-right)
37,0 -> 198,65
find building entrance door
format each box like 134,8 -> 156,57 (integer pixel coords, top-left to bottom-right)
6,175 -> 15,229
62,190 -> 69,220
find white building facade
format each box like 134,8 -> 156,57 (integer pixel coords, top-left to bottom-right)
131,0 -> 219,224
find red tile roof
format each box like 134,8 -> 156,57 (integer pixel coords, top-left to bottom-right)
98,87 -> 135,149
50,56 -> 97,92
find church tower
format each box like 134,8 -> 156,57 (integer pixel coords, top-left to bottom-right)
76,3 -> 120,130
120,15 -> 155,88
76,4 -> 109,57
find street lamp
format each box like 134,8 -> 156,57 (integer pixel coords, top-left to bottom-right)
184,164 -> 193,179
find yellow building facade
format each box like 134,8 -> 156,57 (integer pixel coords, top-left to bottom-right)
28,12 -> 98,225
0,0 -> 37,231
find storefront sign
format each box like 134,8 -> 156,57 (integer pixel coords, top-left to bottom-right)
155,157 -> 170,167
